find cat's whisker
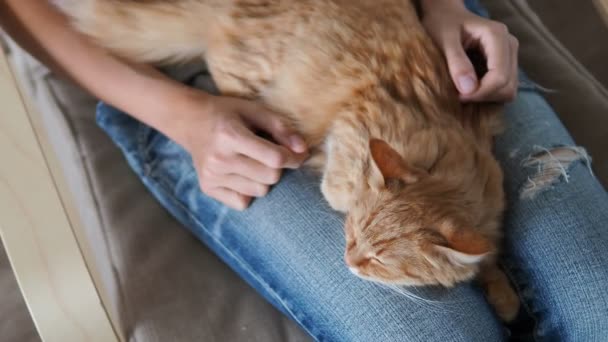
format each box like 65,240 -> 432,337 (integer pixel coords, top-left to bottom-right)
395,289 -> 452,312
377,283 -> 471,315
408,286 -> 473,307
380,284 -> 450,311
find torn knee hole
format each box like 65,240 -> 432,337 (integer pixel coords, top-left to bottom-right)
519,146 -> 593,200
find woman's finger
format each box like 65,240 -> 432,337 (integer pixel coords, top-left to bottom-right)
239,102 -> 308,153
206,187 -> 252,211
442,32 -> 479,96
229,125 -> 307,169
231,154 -> 283,185
481,23 -> 511,80
499,35 -> 519,101
475,34 -> 519,102
216,173 -> 270,198
462,22 -> 512,101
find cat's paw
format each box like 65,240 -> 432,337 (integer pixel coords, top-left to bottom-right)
321,177 -> 351,213
488,282 -> 520,322
480,267 -> 521,322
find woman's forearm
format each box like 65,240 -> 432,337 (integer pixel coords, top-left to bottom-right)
419,0 -> 466,16
0,0 -> 205,143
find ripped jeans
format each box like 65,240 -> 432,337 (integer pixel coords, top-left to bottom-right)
96,1 -> 608,340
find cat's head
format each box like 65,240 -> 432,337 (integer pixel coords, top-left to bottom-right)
344,139 -> 494,287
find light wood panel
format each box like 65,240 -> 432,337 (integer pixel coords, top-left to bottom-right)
594,0 -> 608,26
0,47 -> 118,341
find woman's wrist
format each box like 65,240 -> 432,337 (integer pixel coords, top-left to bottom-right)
128,71 -> 214,148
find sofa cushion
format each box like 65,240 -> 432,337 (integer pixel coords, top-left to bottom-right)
482,0 -> 608,187
0,243 -> 40,342
527,0 -> 608,88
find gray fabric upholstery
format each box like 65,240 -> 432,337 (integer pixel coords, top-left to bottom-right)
1,1 -> 606,341
483,0 -> 608,187
0,243 -> 41,342
527,0 -> 608,88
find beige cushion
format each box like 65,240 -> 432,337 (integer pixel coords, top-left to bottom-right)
1,1 -> 606,341
0,243 -> 40,342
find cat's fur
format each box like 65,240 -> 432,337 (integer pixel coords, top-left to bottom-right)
56,0 -> 519,321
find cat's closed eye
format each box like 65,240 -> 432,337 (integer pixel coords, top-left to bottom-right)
370,256 -> 385,265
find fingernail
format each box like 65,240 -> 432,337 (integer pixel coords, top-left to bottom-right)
458,75 -> 477,94
289,135 -> 307,153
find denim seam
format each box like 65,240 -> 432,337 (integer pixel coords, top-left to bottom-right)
139,127 -> 195,176
137,124 -> 149,159
147,174 -> 325,342
137,126 -> 167,178
517,81 -> 541,93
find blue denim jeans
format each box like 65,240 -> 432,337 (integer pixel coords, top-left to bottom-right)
96,1 -> 608,341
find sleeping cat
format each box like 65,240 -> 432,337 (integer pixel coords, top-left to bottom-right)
56,0 -> 520,321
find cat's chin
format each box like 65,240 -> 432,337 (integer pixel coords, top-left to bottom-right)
348,267 -> 421,286
348,267 -> 362,277
348,267 -> 382,283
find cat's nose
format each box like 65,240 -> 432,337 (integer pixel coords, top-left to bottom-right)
344,253 -> 355,267
344,250 -> 368,268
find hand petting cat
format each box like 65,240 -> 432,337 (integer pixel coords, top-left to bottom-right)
173,92 -> 309,210
421,0 -> 519,103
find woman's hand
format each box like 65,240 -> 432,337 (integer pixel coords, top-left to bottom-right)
420,0 -> 519,102
170,91 -> 308,210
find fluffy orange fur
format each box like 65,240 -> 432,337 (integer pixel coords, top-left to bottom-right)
57,0 -> 519,321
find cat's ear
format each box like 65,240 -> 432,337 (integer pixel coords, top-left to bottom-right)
368,139 -> 426,190
434,226 -> 493,266
435,245 -> 488,265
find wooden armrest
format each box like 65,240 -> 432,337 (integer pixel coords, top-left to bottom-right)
595,0 -> 608,26
0,47 -> 119,342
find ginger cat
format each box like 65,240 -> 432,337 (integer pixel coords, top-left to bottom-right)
56,0 -> 520,321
